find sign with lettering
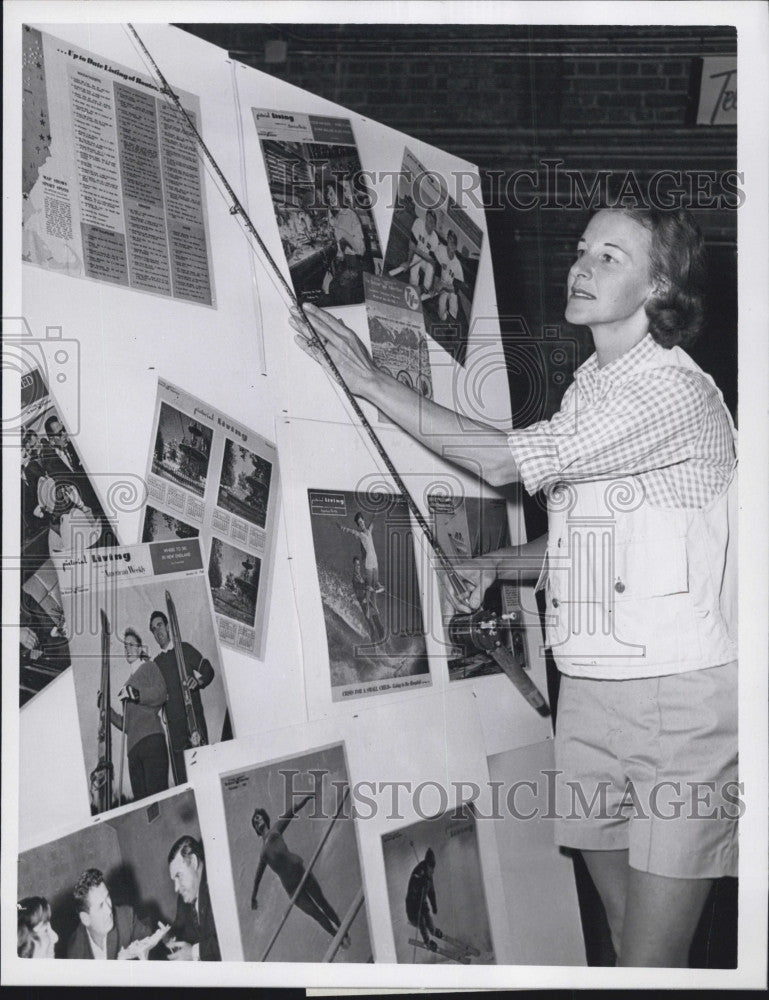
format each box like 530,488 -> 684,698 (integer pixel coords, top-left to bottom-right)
696,56 -> 737,125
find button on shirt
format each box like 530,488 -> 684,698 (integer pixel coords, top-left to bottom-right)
506,335 -> 735,509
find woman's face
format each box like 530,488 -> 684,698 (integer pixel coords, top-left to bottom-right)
565,210 -> 655,331
31,919 -> 58,959
124,636 -> 141,663
325,185 -> 338,208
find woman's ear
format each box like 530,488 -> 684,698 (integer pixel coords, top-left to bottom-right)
651,275 -> 671,299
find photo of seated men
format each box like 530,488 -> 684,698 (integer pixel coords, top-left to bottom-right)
17,789 -> 220,961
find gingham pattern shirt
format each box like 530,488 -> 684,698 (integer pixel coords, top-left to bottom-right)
507,335 -> 736,508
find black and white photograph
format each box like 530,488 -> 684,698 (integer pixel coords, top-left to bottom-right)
20,367 -> 118,706
364,272 -> 433,420
382,803 -> 495,965
307,488 -> 430,701
141,506 -> 200,544
17,788 -> 221,961
207,537 -> 261,630
216,438 -> 272,530
253,108 -> 382,307
61,539 -> 233,813
382,147 -> 484,366
219,742 -> 372,962
150,402 -> 213,500
5,5 -> 767,992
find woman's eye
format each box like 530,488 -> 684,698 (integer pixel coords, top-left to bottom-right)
575,248 -> 585,258
600,252 -> 615,263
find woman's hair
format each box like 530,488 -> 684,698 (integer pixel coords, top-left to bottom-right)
18,896 -> 51,931
123,628 -> 149,661
18,897 -> 51,957
18,923 -> 35,958
619,207 -> 707,349
252,807 -> 271,830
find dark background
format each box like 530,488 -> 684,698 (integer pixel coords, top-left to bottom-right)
175,22 -> 739,969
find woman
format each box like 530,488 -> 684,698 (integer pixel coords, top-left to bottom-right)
18,897 -> 58,958
250,794 -> 351,948
109,628 -> 170,802
338,512 -> 385,596
292,207 -> 737,967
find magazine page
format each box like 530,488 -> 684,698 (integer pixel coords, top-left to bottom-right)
252,108 -> 382,308
19,364 -> 119,705
140,379 -> 280,661
22,27 -> 215,304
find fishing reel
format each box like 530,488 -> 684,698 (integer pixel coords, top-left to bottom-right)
446,584 -> 550,718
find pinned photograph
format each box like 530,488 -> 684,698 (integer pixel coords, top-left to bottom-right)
383,147 -> 484,366
307,489 -> 430,701
220,743 -> 371,962
60,538 -> 233,814
17,788 -> 221,961
363,272 -> 433,423
382,804 -> 494,964
428,494 -> 516,680
20,366 -> 118,705
142,381 -> 280,661
253,108 -> 382,307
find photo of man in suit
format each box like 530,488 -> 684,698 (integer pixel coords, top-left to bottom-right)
166,835 -> 220,961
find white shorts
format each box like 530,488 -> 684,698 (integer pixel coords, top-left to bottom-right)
553,662 -> 739,878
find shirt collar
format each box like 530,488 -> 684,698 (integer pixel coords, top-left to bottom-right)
575,333 -> 663,385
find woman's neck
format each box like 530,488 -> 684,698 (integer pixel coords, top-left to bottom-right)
591,321 -> 649,368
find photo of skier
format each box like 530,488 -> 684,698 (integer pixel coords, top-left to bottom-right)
382,804 -> 495,964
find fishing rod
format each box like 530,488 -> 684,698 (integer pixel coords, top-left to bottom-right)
125,23 -> 468,603
124,26 -> 549,716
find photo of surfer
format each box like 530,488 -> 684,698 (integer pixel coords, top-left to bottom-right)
307,489 -> 430,701
220,743 -> 372,962
382,803 -> 494,964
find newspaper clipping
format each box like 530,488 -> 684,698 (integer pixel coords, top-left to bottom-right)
306,488 -> 430,702
17,787 -> 221,961
252,108 -> 382,307
22,27 -> 214,304
59,537 -> 233,814
141,380 -> 279,660
383,147 -> 484,366
19,365 -> 119,706
220,742 -> 371,962
382,803 -> 495,964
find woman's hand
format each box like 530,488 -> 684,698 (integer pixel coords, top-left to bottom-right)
290,303 -> 378,398
446,560 -> 499,614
